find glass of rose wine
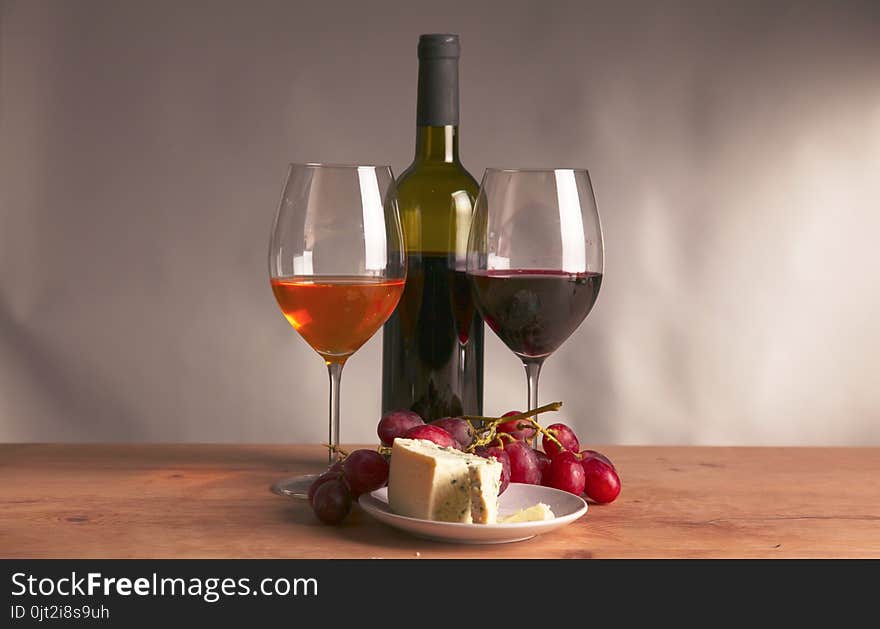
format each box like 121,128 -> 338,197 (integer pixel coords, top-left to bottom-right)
466,168 -> 603,443
269,163 -> 406,498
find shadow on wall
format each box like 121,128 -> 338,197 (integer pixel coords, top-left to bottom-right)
0,299 -> 146,441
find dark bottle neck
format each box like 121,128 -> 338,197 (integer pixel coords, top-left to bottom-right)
415,42 -> 459,163
414,125 -> 460,163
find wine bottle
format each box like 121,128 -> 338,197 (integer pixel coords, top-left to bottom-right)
381,33 -> 484,422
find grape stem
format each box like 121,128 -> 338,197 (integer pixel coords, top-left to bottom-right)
462,401 -> 562,426
463,401 -> 565,453
521,418 -> 565,452
321,443 -> 350,459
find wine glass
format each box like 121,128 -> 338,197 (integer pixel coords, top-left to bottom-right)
269,163 -> 406,498
466,168 -> 603,441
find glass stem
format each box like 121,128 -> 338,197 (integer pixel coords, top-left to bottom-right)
327,361 -> 344,464
524,359 -> 544,447
458,342 -> 467,407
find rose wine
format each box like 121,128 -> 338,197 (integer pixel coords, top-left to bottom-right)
271,276 -> 405,363
381,34 -> 484,421
468,270 -> 602,360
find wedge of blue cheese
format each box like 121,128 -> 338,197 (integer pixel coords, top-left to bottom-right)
387,438 -> 502,524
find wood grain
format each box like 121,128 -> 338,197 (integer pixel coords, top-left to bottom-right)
1,444 -> 878,558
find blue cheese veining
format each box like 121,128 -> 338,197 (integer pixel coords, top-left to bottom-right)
387,438 -> 503,524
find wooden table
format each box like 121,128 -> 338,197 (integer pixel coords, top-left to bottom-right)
1,444 -> 878,558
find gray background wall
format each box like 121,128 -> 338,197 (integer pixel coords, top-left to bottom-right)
2,0 -> 879,445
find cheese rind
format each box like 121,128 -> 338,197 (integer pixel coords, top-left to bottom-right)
387,438 -> 502,524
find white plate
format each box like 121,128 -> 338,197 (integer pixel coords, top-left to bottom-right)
358,483 -> 588,544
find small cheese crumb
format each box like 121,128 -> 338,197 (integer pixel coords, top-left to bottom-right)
501,503 -> 555,523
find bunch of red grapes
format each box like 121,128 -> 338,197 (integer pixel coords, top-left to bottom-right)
309,406 -> 621,524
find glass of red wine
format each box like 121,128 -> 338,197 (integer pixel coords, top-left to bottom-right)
466,168 -> 603,440
268,163 -> 406,498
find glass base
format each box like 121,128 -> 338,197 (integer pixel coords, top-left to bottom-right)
270,474 -> 321,500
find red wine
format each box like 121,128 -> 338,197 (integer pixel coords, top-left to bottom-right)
468,270 -> 602,360
450,267 -> 476,345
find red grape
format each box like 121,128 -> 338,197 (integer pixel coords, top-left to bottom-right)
582,457 -> 621,504
403,424 -> 459,449
505,441 -> 541,485
542,423 -> 580,457
342,449 -> 389,497
311,479 -> 352,524
496,411 -> 537,442
378,409 -> 424,446
431,417 -> 474,449
474,445 -> 511,495
533,449 -> 551,486
580,449 -> 615,470
308,470 -> 342,505
546,450 -> 586,495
